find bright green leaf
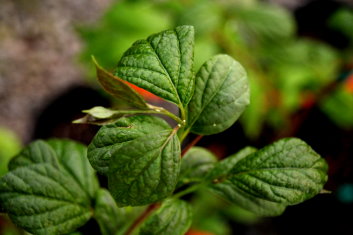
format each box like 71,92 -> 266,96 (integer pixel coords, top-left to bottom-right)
187,54 -> 249,135
210,138 -> 328,216
93,57 -> 148,109
0,164 -> 91,235
0,127 -> 21,177
177,147 -> 217,188
115,25 -> 195,106
139,199 -> 192,235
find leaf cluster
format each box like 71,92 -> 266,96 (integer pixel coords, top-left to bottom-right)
0,26 -> 328,235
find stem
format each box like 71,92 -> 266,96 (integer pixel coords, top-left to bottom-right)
181,135 -> 203,157
178,105 -> 187,123
147,104 -> 184,125
124,203 -> 160,235
173,183 -> 205,199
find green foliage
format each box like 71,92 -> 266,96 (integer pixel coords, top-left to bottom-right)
187,54 -> 249,135
139,199 -> 192,235
210,138 -> 328,216
115,25 -> 195,107
320,86 -> 353,128
0,25 -> 329,235
0,140 -> 96,235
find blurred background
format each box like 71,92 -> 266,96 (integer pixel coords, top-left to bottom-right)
1,0 -> 353,234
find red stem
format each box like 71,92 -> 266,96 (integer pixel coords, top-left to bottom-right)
124,203 -> 160,235
181,135 -> 203,157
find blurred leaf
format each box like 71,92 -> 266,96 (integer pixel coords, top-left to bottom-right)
79,1 -> 172,81
240,74 -> 267,139
231,3 -> 295,45
176,1 -> 221,36
94,189 -> 144,235
329,7 -> 353,42
178,147 -> 217,188
190,190 -> 231,235
0,127 -> 21,177
320,86 -> 353,128
140,199 -> 192,235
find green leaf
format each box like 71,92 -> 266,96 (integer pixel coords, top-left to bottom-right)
115,25 -> 195,106
207,146 -> 257,181
94,189 -> 146,235
94,189 -> 126,235
9,139 -> 99,200
47,139 -> 99,200
187,54 -> 249,135
0,164 -> 91,235
88,115 -> 176,175
210,138 -> 328,216
139,199 -> 192,235
8,140 -> 59,171
93,57 -> 148,109
107,117 -> 180,206
177,147 -> 217,188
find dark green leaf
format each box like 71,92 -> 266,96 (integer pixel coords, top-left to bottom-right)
88,115 -> 174,175
207,146 -> 257,181
140,199 -> 192,235
178,147 -> 217,188
115,25 -> 195,106
47,139 -> 99,200
187,54 -> 249,135
107,118 -> 180,206
94,189 -> 131,235
0,164 -> 91,235
8,140 -> 59,171
93,57 -> 148,109
210,138 -> 328,216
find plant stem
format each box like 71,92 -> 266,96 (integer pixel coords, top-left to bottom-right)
181,135 -> 203,157
173,183 -> 205,199
124,203 -> 160,235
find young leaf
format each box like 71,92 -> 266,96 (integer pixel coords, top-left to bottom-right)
177,147 -> 217,188
88,115 -> 176,175
187,54 -> 249,135
115,25 -> 195,106
74,105 -> 183,126
139,199 -> 192,235
93,56 -> 148,109
210,138 -> 328,216
107,122 -> 180,206
47,139 -> 99,200
0,164 -> 92,235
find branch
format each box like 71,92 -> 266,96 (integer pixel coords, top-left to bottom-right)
181,135 -> 203,157
124,203 -> 160,235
